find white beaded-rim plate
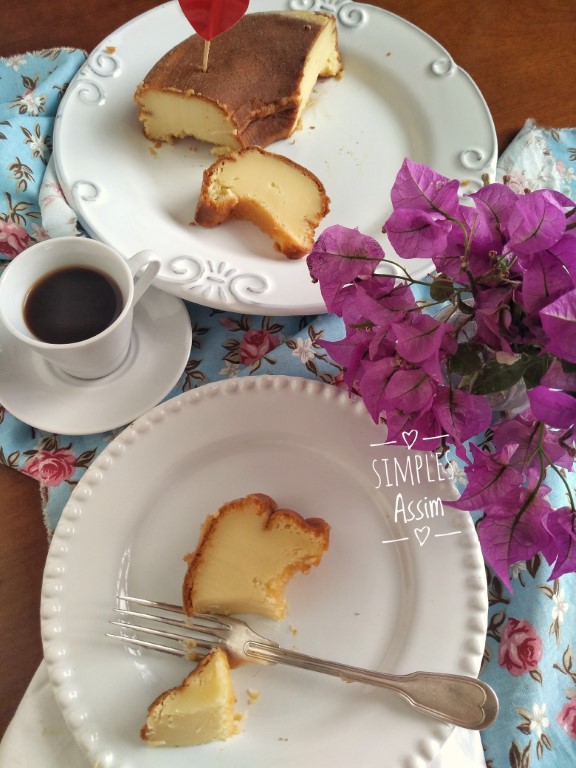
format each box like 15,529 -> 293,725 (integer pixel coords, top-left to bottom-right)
53,0 -> 497,315
41,376 -> 488,768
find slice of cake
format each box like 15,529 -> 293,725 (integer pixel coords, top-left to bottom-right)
183,493 -> 330,618
141,648 -> 241,747
134,11 -> 342,151
194,146 -> 330,259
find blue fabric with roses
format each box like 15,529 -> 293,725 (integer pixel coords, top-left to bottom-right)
1,51 -> 576,768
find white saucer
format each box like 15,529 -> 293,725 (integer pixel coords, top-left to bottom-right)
0,288 -> 192,435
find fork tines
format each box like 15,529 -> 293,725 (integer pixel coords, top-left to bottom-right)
107,596 -> 225,660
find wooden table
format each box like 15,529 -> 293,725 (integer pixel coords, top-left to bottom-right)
0,0 -> 574,744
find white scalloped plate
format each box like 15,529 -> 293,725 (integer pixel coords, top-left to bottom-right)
53,0 -> 497,315
41,376 -> 488,768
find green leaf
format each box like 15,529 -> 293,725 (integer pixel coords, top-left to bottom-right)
430,274 -> 454,302
561,359 -> 576,373
471,357 -> 531,395
523,355 -> 553,388
456,294 -> 475,315
451,342 -> 483,375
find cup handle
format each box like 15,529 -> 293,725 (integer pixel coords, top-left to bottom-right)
127,250 -> 161,306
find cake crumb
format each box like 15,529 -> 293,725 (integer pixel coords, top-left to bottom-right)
289,624 -> 298,637
247,688 -> 260,704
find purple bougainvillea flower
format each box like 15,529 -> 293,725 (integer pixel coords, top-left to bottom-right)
453,443 -> 523,511
473,285 -> 515,352
321,328 -> 373,390
382,368 -> 437,413
341,278 -> 411,331
542,359 -> 576,391
432,386 -> 492,445
307,225 -> 385,312
457,206 -> 498,278
506,189 -> 567,254
469,182 -> 517,241
304,158 -> 576,585
540,288 -> 576,363
542,507 -> 576,580
519,251 -> 574,316
385,208 -> 453,262
391,314 -> 451,364
546,232 -> 576,278
385,407 -> 445,452
359,275 -> 417,312
528,386 -> 576,429
492,412 -> 573,471
390,158 -> 460,215
356,356 -> 398,422
478,484 -> 553,589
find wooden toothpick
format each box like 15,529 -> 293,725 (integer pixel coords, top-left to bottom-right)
202,40 -> 210,72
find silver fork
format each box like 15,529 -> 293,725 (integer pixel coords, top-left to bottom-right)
108,596 -> 498,731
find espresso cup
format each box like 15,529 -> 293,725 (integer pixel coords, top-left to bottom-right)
0,237 -> 161,379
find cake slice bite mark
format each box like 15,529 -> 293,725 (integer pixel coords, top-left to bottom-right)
194,146 -> 330,259
183,493 -> 330,619
140,493 -> 329,747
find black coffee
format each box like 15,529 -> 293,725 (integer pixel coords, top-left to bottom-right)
24,266 -> 123,344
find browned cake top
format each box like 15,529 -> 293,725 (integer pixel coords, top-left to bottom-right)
139,12 -> 327,128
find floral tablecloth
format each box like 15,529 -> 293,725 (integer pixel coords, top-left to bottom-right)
1,50 -> 576,768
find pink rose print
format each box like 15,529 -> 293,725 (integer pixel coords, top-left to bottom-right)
557,698 -> 576,740
0,220 -> 31,258
498,617 -> 543,677
239,329 -> 280,365
22,448 -> 77,487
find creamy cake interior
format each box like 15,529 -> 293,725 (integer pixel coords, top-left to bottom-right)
194,146 -> 330,258
183,493 -> 330,618
134,11 -> 342,150
141,648 -> 240,747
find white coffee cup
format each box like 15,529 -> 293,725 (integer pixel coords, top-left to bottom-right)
0,237 -> 161,379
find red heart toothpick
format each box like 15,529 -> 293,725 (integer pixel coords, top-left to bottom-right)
178,0 -> 250,71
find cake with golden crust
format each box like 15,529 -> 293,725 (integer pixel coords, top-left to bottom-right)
194,146 -> 330,259
141,648 -> 241,747
134,11 -> 342,151
183,493 -> 330,619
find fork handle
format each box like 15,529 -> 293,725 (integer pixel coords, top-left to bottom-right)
245,642 -> 498,731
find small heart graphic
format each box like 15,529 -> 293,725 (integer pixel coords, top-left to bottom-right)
414,527 -> 430,547
178,0 -> 249,40
402,429 -> 418,449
